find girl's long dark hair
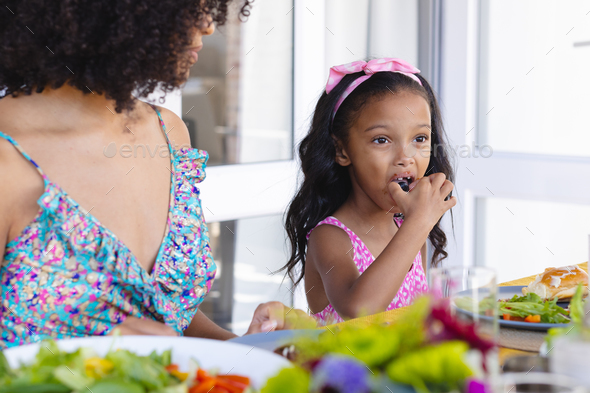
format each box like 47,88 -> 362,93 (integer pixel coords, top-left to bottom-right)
282,70 -> 455,286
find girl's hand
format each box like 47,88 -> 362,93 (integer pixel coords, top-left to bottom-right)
107,316 -> 179,336
388,173 -> 456,229
245,301 -> 316,335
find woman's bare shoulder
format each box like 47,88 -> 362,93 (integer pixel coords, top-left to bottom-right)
0,138 -> 13,251
0,137 -> 40,264
150,104 -> 192,149
0,136 -> 23,209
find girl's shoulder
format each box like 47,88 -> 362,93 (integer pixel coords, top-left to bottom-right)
307,217 -> 355,262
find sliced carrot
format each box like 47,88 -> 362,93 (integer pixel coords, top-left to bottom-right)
165,364 -> 180,372
210,388 -> 231,393
218,375 -> 250,386
190,379 -> 217,393
196,368 -> 212,382
524,315 -> 541,323
214,378 -> 247,393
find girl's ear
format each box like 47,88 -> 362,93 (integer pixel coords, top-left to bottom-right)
333,137 -> 351,166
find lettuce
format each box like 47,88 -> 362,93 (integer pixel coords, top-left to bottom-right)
569,284 -> 584,325
87,378 -> 145,393
105,349 -> 173,390
261,366 -> 310,393
0,340 -> 186,393
386,341 -> 473,393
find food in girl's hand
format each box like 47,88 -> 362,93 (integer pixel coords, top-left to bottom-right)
391,175 -> 414,192
522,265 -> 588,300
0,341 -> 253,393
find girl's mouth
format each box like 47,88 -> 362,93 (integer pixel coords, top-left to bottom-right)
390,174 -> 415,192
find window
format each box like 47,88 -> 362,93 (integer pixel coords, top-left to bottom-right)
181,0 -> 294,166
199,215 -> 292,334
478,0 -> 590,157
439,0 -> 590,274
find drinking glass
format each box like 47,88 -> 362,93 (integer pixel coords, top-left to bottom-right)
429,266 -> 499,376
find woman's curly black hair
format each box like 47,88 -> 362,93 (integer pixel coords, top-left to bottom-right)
0,0 -> 251,112
282,69 -> 455,286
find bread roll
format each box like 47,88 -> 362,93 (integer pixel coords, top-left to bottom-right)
521,266 -> 588,300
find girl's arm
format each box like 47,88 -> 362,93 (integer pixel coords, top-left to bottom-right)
308,174 -> 454,319
308,217 -> 430,319
184,309 -> 238,340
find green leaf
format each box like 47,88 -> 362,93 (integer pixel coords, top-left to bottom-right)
88,378 -> 146,393
261,367 -> 310,393
0,383 -> 71,393
149,384 -> 189,393
148,350 -> 172,367
106,350 -> 171,390
386,341 -> 473,393
570,284 -> 584,325
53,365 -> 93,391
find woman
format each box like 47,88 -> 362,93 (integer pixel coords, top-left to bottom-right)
0,0 -> 311,348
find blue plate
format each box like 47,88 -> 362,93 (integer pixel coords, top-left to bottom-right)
228,329 -> 323,352
456,285 -> 570,331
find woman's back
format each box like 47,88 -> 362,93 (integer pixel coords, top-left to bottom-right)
0,89 -> 217,348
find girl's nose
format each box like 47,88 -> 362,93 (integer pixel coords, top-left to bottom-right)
201,16 -> 215,36
396,143 -> 416,166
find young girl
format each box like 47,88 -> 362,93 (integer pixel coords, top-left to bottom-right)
284,58 -> 456,326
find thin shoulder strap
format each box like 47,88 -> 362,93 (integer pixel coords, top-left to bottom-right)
0,130 -> 50,185
307,216 -> 374,271
149,104 -> 173,154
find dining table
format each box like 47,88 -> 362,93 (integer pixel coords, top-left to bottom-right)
325,262 -> 589,365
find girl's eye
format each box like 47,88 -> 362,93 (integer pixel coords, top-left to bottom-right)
415,135 -> 428,143
373,137 -> 388,144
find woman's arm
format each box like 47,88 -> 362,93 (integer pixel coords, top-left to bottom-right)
0,190 -> 8,267
184,310 -> 238,340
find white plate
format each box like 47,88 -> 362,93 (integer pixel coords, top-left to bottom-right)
2,336 -> 291,388
229,329 -> 322,351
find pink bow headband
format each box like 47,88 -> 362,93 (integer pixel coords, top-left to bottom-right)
326,58 -> 422,118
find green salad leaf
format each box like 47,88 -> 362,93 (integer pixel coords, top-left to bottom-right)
386,341 -> 473,393
261,366 -> 310,393
546,284 -> 588,347
0,340 -> 188,393
499,296 -> 569,323
106,349 -> 174,390
457,291 -> 571,324
87,378 -> 146,393
569,284 -> 584,325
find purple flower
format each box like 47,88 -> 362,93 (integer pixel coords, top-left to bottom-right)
310,355 -> 371,393
466,378 -> 490,393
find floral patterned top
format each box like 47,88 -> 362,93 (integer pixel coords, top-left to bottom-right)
307,216 -> 428,326
0,106 -> 216,349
